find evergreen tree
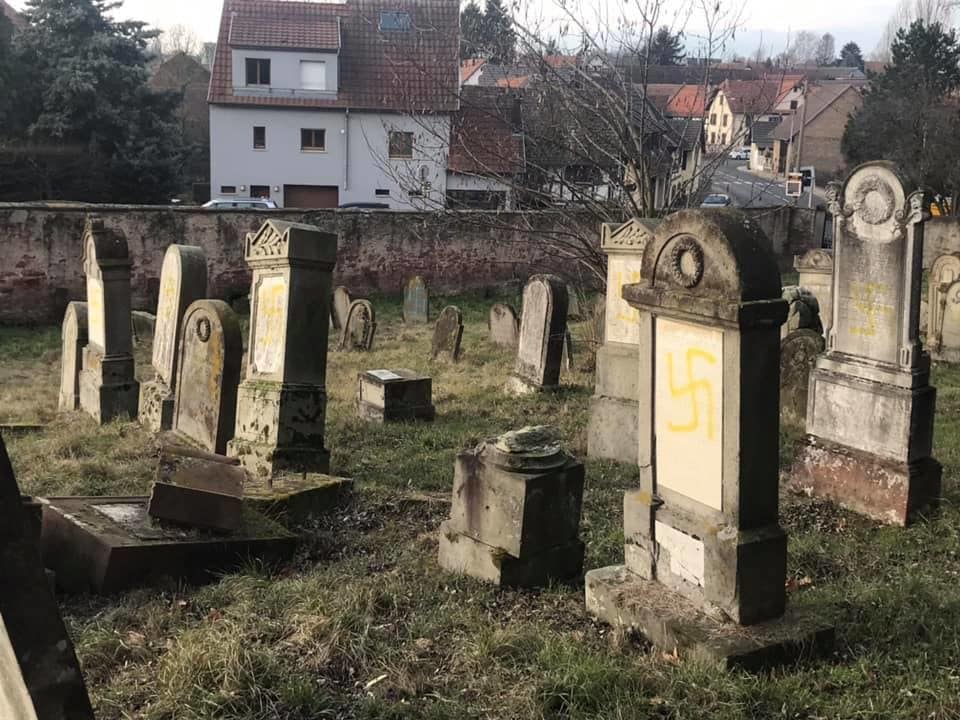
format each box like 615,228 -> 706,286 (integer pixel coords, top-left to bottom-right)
0,11 -> 14,128
648,26 -> 684,65
840,41 -> 864,69
459,1 -> 484,59
482,0 -> 515,64
843,21 -> 960,194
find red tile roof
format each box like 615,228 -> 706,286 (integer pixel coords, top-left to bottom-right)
646,83 -> 682,112
230,15 -> 340,50
460,58 -> 486,84
495,75 -> 529,89
543,55 -> 578,69
209,0 -> 460,113
721,79 -> 783,115
665,84 -> 709,118
449,87 -> 523,175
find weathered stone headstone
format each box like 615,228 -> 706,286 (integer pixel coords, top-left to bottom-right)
58,301 -> 88,413
78,216 -> 140,423
587,218 -> 658,463
781,286 -> 823,338
431,305 -> 463,362
488,303 -> 519,347
338,299 -> 377,351
172,300 -> 243,455
438,426 -> 585,586
403,276 -> 429,324
780,329 -> 826,425
0,434 -> 95,718
587,210 -> 832,668
357,369 -> 435,422
332,286 -> 351,330
567,285 -> 583,319
561,327 -> 574,371
139,244 -> 208,432
505,275 -> 568,394
788,162 -> 941,525
131,310 -> 156,346
927,253 -> 960,362
228,220 -> 337,480
793,249 -> 834,331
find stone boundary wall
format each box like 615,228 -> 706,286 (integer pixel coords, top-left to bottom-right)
0,203 -> 819,324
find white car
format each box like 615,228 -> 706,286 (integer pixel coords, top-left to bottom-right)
728,148 -> 750,160
202,198 -> 279,210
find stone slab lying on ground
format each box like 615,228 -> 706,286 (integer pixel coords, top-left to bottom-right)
148,482 -> 243,532
40,496 -> 296,594
157,440 -> 246,496
243,474 -> 354,525
585,565 -> 835,670
356,369 -> 435,422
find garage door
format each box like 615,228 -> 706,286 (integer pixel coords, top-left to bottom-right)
283,185 -> 340,208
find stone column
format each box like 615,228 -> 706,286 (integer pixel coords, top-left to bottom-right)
78,217 -> 140,423
139,244 -> 208,431
788,162 -> 941,525
587,218 -> 658,464
228,220 -> 338,480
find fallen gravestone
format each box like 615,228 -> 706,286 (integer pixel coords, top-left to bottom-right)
586,209 -> 833,669
58,301 -> 88,413
357,369 -> 435,422
488,303 -> 519,347
403,276 -> 429,323
149,444 -> 245,532
505,275 -> 568,395
338,299 -> 377,351
431,305 -> 464,362
780,329 -> 826,425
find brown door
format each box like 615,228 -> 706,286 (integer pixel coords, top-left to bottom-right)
283,185 -> 339,208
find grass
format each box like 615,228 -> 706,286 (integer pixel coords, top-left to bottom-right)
3,290 -> 960,719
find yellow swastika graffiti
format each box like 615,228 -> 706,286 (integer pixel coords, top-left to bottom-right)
850,281 -> 893,338
614,269 -> 643,325
666,348 -> 718,439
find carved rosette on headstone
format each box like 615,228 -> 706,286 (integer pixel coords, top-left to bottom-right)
78,216 -> 140,423
505,275 -> 569,395
488,303 -> 519,347
58,301 -> 89,413
228,220 -> 337,480
173,300 -> 243,455
438,426 -> 585,586
403,275 -> 429,324
139,244 -> 208,432
793,249 -> 834,333
586,210 -> 832,667
927,253 -> 960,362
788,162 -> 941,525
338,299 -> 377,351
587,218 -> 658,464
431,305 -> 464,362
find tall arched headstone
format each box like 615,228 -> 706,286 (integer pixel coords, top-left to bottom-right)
139,244 -> 208,431
505,275 -> 568,395
789,162 -> 941,525
403,276 -> 429,324
58,302 -> 88,413
173,300 -> 243,455
587,211 -> 830,666
488,303 -> 519,347
78,216 -> 140,423
431,305 -> 463,362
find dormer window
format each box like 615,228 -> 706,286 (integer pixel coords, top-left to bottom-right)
379,11 -> 412,31
246,58 -> 271,86
300,61 -> 327,91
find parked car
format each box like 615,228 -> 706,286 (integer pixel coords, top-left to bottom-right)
202,198 -> 278,210
728,147 -> 750,160
699,193 -> 733,208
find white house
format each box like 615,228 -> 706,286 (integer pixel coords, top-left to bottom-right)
208,0 -> 460,209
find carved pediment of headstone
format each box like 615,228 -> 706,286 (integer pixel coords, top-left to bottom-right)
600,218 -> 659,253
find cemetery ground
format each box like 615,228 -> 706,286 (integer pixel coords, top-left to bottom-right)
3,290 -> 960,720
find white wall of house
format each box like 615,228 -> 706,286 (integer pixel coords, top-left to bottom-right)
231,49 -> 340,98
447,172 -> 516,209
209,105 -> 450,209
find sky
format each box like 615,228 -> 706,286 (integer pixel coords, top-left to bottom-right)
7,0 -> 898,57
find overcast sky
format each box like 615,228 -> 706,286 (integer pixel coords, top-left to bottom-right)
8,0 -> 896,57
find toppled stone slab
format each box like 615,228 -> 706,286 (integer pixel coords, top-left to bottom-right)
157,441 -> 246,496
243,474 -> 353,525
586,565 -> 834,671
148,483 -> 243,532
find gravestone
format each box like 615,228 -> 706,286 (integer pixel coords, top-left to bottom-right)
567,286 -> 583,319
561,328 -> 574,371
332,286 -> 351,330
78,216 -> 140,423
780,329 -> 826,425
587,218 -> 658,463
139,244 -> 208,432
505,275 -> 568,395
58,301 -> 88,413
173,300 -> 243,455
927,253 -> 960,362
793,249 -> 834,331
488,303 -> 519,347
357,369 -> 435,422
781,286 -> 823,338
438,426 -> 585,586
0,434 -> 95,719
338,300 -> 377,351
431,305 -> 464,362
403,276 -> 430,323
228,220 -> 337,481
586,210 -> 832,668
788,162 -> 941,525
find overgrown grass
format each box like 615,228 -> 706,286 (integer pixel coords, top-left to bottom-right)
3,293 -> 960,720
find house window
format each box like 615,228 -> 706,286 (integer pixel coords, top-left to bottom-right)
300,61 -> 326,91
245,58 -> 271,86
721,134 -> 727,145
253,126 -> 266,150
379,11 -> 412,31
389,131 -> 414,159
251,185 -> 271,199
375,188 -> 390,196
722,115 -> 728,127
221,185 -> 237,194
681,150 -> 689,171
301,128 -> 326,151
790,100 -> 798,110
710,113 -> 717,125
710,132 -> 715,144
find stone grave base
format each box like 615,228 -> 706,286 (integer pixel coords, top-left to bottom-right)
585,565 -> 834,670
356,369 -> 435,423
40,496 -> 296,594
789,437 -> 942,526
243,474 -> 353,524
79,370 -> 139,424
357,400 -> 436,423
438,520 -> 584,587
229,439 -> 332,478
933,347 -> 960,364
587,396 -> 639,464
138,379 -> 174,432
0,423 -> 46,437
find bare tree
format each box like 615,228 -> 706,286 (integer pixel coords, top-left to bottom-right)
815,33 -> 836,66
874,0 -> 958,61
151,23 -> 203,61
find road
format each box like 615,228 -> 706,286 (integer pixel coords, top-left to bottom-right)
709,158 -> 821,209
